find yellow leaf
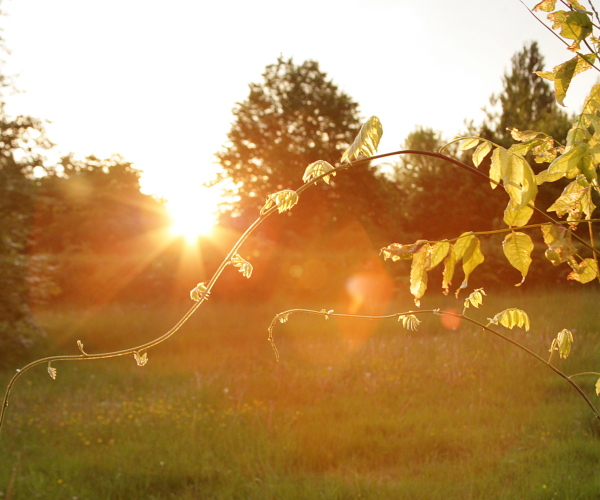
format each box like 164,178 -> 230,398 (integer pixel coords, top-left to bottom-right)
459,138 -> 480,151
472,141 -> 492,167
503,199 -> 534,227
488,308 -> 530,331
47,363 -> 57,380
410,244 -> 429,307
134,351 -> 148,367
302,160 -> 336,185
550,329 -> 574,359
502,232 -> 534,285
442,246 -> 456,296
231,253 -> 253,278
427,241 -> 450,271
190,282 -> 208,302
261,190 -> 299,214
341,116 -> 383,164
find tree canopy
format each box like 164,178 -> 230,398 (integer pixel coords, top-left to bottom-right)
215,57 -> 402,242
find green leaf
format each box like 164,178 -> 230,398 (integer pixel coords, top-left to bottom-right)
488,308 -> 530,331
502,232 -> 534,286
410,244 -> 429,307
341,116 -> 383,163
231,253 -> 253,278
472,141 -> 492,167
547,11 -> 593,52
459,137 -> 481,151
302,160 -> 336,185
567,258 -> 599,283
503,198 -> 534,227
261,190 -> 299,214
427,241 -> 450,271
442,245 -> 456,296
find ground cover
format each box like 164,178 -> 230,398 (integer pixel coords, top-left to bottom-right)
1,289 -> 599,499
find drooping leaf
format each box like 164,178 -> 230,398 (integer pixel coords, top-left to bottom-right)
502,153 -> 538,209
427,241 -> 450,271
398,314 -> 421,331
541,224 -> 576,265
442,245 -> 456,296
595,377 -> 600,396
48,363 -> 57,380
567,258 -> 599,283
504,198 -> 534,227
502,232 -> 534,285
550,329 -> 574,359
464,288 -> 486,310
190,282 -> 208,302
261,190 -> 299,214
302,160 -> 336,185
134,351 -> 148,367
472,141 -> 492,167
279,313 -> 289,323
547,10 -> 593,52
410,244 -> 430,307
489,147 -> 507,189
454,233 -> 484,296
341,116 -> 383,164
488,308 -> 531,331
231,253 -> 253,278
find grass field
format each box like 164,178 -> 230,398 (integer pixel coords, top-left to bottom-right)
1,288 -> 600,499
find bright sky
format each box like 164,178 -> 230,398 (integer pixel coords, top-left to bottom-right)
2,0 -> 598,219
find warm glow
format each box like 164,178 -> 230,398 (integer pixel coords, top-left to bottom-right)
167,188 -> 220,243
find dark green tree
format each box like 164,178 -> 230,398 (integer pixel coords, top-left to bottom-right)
0,106 -> 49,365
32,154 -> 168,254
215,57 -> 402,242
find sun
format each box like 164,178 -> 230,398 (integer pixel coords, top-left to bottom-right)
167,188 -> 220,243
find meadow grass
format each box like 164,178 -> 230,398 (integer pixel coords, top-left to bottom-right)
1,288 -> 600,499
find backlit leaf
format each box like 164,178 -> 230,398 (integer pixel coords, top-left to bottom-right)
502,232 -> 534,286
427,241 -> 450,271
503,198 -> 534,227
533,0 -> 557,11
547,10 -> 593,52
341,116 -> 383,163
279,313 -> 289,323
398,314 -> 421,331
442,245 -> 456,296
595,377 -> 600,396
231,253 -> 253,278
567,258 -> 599,283
541,224 -> 576,265
77,340 -> 88,356
459,138 -> 480,151
380,242 -> 421,262
536,54 -> 596,105
190,282 -> 208,302
472,141 -> 492,167
134,351 -> 148,367
464,288 -> 486,310
488,308 -> 530,331
502,153 -> 538,209
48,363 -> 57,380
550,329 -> 574,359
261,190 -> 299,214
302,160 -> 336,185
489,147 -> 507,189
410,244 -> 429,307
454,233 -> 484,296
536,145 -> 591,184
547,176 -> 595,221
